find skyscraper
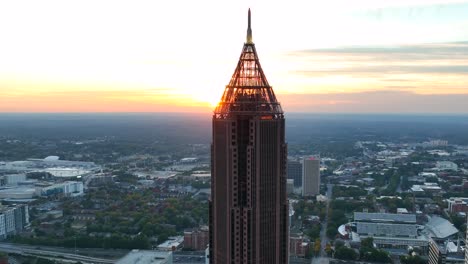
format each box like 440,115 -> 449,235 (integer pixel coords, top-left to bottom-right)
209,9 -> 289,264
287,159 -> 302,188
302,157 -> 320,196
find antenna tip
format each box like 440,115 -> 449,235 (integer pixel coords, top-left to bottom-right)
246,8 -> 253,43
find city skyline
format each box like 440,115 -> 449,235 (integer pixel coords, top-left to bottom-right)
1,0 -> 468,113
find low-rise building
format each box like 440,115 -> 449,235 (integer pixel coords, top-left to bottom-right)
351,212 -> 429,254
446,197 -> 468,214
116,249 -> 173,264
424,215 -> 459,240
40,181 -> 84,197
158,236 -> 183,251
290,235 -> 310,257
1,174 -> 27,186
428,238 -> 464,264
184,226 -> 209,251
435,161 -> 458,171
411,183 -> 443,194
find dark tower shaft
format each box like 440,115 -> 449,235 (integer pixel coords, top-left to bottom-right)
209,10 -> 289,264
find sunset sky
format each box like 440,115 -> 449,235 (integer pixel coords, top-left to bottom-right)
1,0 -> 468,113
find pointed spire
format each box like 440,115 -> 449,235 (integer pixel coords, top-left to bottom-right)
246,8 -> 253,44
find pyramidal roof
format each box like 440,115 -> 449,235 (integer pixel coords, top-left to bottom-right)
214,9 -> 283,117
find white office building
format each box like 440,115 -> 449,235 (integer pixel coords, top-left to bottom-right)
40,181 -> 84,197
302,157 -> 320,196
3,174 -> 27,185
0,205 -> 29,239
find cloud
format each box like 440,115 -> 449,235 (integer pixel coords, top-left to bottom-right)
282,42 -> 468,94
278,90 -> 468,113
296,65 -> 468,76
291,42 -> 468,61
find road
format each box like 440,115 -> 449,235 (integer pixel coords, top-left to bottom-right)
173,251 -> 206,263
396,175 -> 403,193
314,184 -> 333,264
0,242 -> 123,263
173,252 -> 318,264
1,244 -> 207,264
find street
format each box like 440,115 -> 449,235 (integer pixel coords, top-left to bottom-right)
314,184 -> 333,264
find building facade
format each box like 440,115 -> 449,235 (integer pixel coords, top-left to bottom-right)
465,217 -> 468,264
40,181 -> 84,197
287,160 -> 302,188
428,238 -> 465,264
0,205 -> 29,239
352,212 -> 429,254
289,236 -> 310,257
209,9 -> 289,264
302,158 -> 320,196
184,226 -> 209,251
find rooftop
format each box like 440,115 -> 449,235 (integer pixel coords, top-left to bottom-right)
425,215 -> 459,239
116,249 -> 172,264
354,212 -> 416,223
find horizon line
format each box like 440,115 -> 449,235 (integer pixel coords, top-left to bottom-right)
1,111 -> 468,116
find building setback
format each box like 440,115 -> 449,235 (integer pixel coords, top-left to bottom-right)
209,9 -> 289,264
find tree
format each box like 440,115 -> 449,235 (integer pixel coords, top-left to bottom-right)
325,243 -> 332,257
334,247 -> 358,260
334,240 -> 345,250
400,255 -> 426,264
360,242 -> 392,264
314,239 -> 321,255
361,237 -> 374,248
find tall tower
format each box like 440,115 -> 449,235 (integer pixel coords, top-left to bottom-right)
302,157 -> 320,196
209,9 -> 289,264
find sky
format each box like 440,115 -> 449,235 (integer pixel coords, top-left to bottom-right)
1,0 -> 468,113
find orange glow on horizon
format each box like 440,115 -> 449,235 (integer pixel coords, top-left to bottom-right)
1,1 -> 467,113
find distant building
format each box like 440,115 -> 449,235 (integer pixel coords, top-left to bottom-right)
40,181 -> 84,197
0,156 -> 99,174
425,215 -> 459,240
289,235 -> 310,257
157,236 -> 183,251
316,195 -> 327,202
1,174 -> 27,186
0,204 -> 29,239
184,226 -> 209,251
447,197 -> 468,214
397,208 -> 409,214
423,140 -> 448,148
411,183 -> 442,194
302,157 -> 320,196
179,158 -> 198,164
436,161 -> 458,171
286,179 -> 294,195
465,218 -> 468,264
116,249 -> 173,264
287,160 -> 302,188
428,238 -> 464,264
0,187 -> 36,199
352,212 -> 429,253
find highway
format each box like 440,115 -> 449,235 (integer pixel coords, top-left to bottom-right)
0,242 -> 121,263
